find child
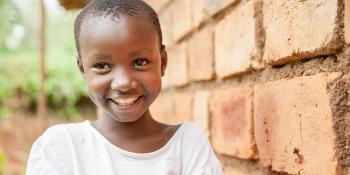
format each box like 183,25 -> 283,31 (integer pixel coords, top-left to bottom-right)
26,0 -> 223,174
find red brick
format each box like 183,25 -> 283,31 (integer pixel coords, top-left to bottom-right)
205,0 -> 239,16
144,0 -> 171,12
159,8 -> 173,46
173,92 -> 193,124
150,93 -> 174,124
192,0 -> 208,28
171,0 -> 193,41
224,167 -> 249,175
345,0 -> 350,44
263,0 -> 342,64
210,86 -> 257,159
254,73 -> 342,175
214,1 -> 260,79
165,43 -> 190,87
188,27 -> 215,82
192,0 -> 240,28
346,168 -> 350,175
192,90 -> 210,134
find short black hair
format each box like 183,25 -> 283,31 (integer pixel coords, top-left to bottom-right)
74,0 -> 162,57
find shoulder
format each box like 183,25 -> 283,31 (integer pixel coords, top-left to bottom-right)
26,121 -> 88,175
37,121 -> 87,143
179,121 -> 224,175
181,121 -> 208,143
178,121 -> 212,154
29,121 -> 87,155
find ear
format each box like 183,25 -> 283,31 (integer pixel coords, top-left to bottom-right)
160,45 -> 168,77
76,54 -> 86,79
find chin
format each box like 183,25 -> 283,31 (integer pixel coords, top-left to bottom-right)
104,110 -> 147,123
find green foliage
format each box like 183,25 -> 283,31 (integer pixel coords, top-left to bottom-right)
45,46 -> 89,118
0,50 -> 39,102
0,48 -> 88,119
0,0 -> 22,49
44,10 -> 89,118
0,148 -> 5,173
0,2 -> 89,119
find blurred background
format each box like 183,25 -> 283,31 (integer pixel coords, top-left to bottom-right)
0,0 -> 95,174
1,0 -> 350,174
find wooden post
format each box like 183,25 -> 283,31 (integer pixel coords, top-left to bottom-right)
37,0 -> 47,127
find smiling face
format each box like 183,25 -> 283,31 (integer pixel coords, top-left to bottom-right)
77,15 -> 167,123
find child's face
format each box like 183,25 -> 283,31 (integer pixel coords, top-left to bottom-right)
77,15 -> 167,123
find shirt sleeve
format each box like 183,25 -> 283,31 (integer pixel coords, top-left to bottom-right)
181,122 -> 224,175
26,125 -> 74,175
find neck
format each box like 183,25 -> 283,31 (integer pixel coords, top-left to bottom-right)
93,110 -> 162,139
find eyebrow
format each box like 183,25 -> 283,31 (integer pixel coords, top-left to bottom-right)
86,48 -> 153,61
130,47 -> 152,57
87,53 -> 112,61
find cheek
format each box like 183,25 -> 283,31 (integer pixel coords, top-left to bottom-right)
144,73 -> 162,95
86,76 -> 110,95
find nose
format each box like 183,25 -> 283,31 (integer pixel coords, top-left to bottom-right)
110,69 -> 137,92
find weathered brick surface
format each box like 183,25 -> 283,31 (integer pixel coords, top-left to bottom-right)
173,92 -> 193,123
144,0 -> 171,12
263,0 -> 342,64
254,73 -> 342,175
192,0 -> 239,28
192,0 -> 208,28
171,0 -> 192,41
192,90 -> 210,134
159,8 -> 173,46
150,93 -> 174,124
205,0 -> 239,16
345,0 -> 350,44
165,43 -> 189,87
210,86 -> 257,159
224,167 -> 249,175
189,27 -> 215,82
214,1 -> 259,79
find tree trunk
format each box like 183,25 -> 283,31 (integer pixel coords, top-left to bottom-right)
37,0 -> 47,128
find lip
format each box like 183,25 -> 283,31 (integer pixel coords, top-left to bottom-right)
107,95 -> 144,112
109,95 -> 143,99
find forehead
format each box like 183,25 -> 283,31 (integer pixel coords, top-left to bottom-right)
79,15 -> 159,57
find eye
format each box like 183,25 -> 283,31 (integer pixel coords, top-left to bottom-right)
92,63 -> 111,72
132,58 -> 150,68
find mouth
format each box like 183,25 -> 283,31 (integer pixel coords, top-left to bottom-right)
110,95 -> 143,107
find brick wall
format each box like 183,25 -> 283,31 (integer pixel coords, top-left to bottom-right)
146,0 -> 350,174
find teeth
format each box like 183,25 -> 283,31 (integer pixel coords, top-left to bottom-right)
112,96 -> 139,106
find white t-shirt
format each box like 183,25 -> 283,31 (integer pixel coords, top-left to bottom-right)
26,121 -> 223,175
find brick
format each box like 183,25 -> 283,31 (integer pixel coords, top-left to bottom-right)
345,0 -> 350,44
205,0 -> 239,16
144,0 -> 171,12
150,93 -> 174,124
173,92 -> 193,123
224,167 -> 249,175
165,43 -> 190,87
159,8 -> 173,46
161,72 -> 171,90
192,0 -> 208,28
346,168 -> 350,175
263,0 -> 342,64
171,0 -> 193,41
210,86 -> 257,159
189,27 -> 215,82
192,90 -> 210,134
214,1 -> 260,79
254,73 -> 342,175
192,0 -> 240,28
